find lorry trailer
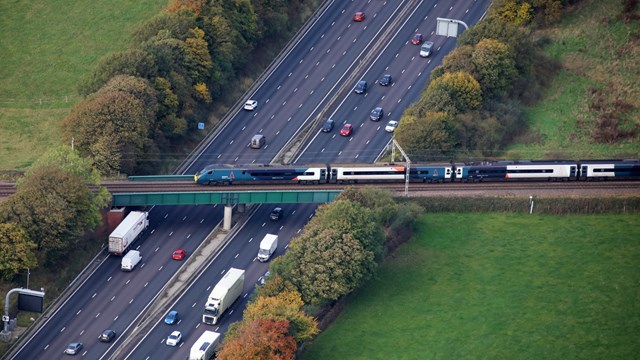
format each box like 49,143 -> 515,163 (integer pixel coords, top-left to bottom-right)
189,330 -> 221,360
202,268 -> 245,325
108,211 -> 149,255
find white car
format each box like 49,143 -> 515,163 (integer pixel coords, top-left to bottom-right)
166,330 -> 182,346
243,99 -> 258,111
385,120 -> 398,132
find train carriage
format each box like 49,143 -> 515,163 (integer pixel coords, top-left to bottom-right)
195,165 -> 326,185
409,165 -> 453,182
456,161 -> 578,182
329,166 -> 405,183
579,159 -> 640,180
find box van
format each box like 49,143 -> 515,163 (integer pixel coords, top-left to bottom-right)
121,250 -> 142,271
420,41 -> 434,58
250,134 -> 266,149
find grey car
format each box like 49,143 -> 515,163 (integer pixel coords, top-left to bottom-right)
354,80 -> 367,94
65,342 -> 83,355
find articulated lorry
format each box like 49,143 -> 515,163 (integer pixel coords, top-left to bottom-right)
108,211 -> 149,255
189,330 -> 221,360
257,234 -> 278,262
202,268 -> 245,325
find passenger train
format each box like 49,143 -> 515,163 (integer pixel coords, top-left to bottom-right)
194,160 -> 640,185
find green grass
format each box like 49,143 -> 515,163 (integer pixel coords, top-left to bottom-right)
0,0 -> 166,170
302,213 -> 640,360
505,0 -> 640,159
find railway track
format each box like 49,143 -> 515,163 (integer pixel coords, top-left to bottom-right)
1,180 -> 639,199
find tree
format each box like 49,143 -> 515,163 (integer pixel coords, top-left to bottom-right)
338,187 -> 398,226
283,227 -> 374,305
0,166 -> 93,267
217,319 -> 296,360
79,49 -> 158,95
244,290 -> 318,342
394,112 -> 459,161
96,75 -> 159,120
62,91 -> 150,175
423,71 -> 482,115
184,28 -> 213,83
0,223 -> 37,281
27,145 -> 111,229
472,38 -> 517,99
441,45 -> 475,74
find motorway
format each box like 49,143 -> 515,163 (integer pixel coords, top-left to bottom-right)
8,1 -> 491,359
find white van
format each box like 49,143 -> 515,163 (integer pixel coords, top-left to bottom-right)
420,41 -> 434,58
121,250 -> 142,271
250,134 -> 266,149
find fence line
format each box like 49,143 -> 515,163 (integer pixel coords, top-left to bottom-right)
0,95 -> 80,105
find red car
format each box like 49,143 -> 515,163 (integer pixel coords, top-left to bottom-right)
340,124 -> 353,137
353,12 -> 365,22
172,249 -> 186,260
411,33 -> 423,45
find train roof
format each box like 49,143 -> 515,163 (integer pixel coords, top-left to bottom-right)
578,159 -> 639,164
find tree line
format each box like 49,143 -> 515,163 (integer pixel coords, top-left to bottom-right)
62,0 -> 323,176
215,187 -> 424,359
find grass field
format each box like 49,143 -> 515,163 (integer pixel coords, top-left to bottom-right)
0,0 -> 166,169
302,213 -> 640,360
505,0 -> 640,159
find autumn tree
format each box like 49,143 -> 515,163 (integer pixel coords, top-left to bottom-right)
422,71 -> 482,115
0,223 -> 37,281
0,166 -> 94,267
218,319 -> 296,360
244,290 -> 318,342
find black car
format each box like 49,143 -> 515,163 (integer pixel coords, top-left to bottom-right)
379,74 -> 392,86
370,107 -> 384,121
321,119 -> 335,133
99,329 -> 116,343
354,80 -> 367,94
270,207 -> 283,221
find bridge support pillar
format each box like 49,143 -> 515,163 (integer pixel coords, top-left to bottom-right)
237,203 -> 246,213
223,205 -> 233,230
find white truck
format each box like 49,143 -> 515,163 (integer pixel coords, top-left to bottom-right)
189,331 -> 221,360
121,250 -> 142,271
202,268 -> 245,325
108,211 -> 149,255
257,234 -> 278,262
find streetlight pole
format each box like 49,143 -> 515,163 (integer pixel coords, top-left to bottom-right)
26,268 -> 30,289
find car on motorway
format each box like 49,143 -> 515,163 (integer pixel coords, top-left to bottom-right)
270,207 -> 283,221
164,310 -> 179,325
321,119 -> 335,133
370,107 -> 384,121
385,120 -> 398,132
353,11 -> 365,22
340,124 -> 353,137
420,41 -> 434,57
379,74 -> 392,86
243,99 -> 258,111
354,80 -> 367,94
411,33 -> 423,45
172,249 -> 187,260
98,329 -> 116,343
64,342 -> 83,355
166,331 -> 182,346
258,271 -> 271,286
